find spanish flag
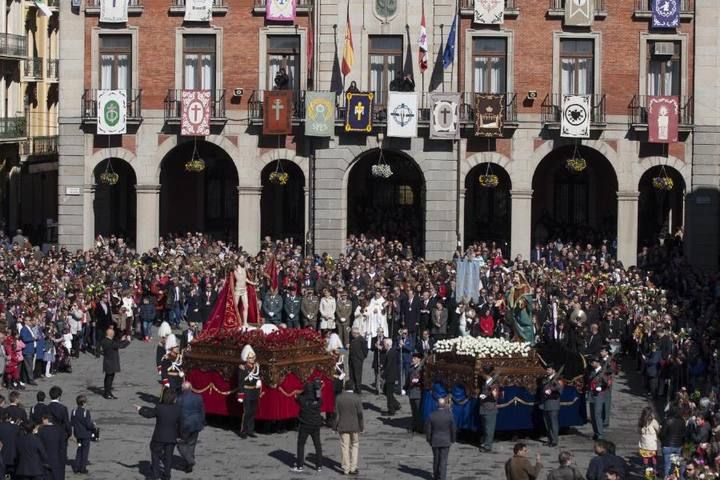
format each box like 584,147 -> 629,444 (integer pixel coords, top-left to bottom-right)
341,3 -> 354,77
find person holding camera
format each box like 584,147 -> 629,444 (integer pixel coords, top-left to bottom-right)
273,68 -> 290,90
71,395 -> 96,474
290,380 -> 324,473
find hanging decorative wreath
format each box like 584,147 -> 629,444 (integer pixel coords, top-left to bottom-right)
478,162 -> 499,188
185,138 -> 206,173
99,160 -> 119,185
566,144 -> 587,173
371,148 -> 393,178
269,160 -> 289,185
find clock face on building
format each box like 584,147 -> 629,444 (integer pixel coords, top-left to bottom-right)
375,0 -> 397,17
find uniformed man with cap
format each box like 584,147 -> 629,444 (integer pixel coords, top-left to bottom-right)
540,363 -> 564,447
262,288 -> 283,326
237,345 -> 261,439
478,364 -> 500,452
336,289 -> 353,347
587,356 -> 610,440
283,288 -> 302,329
301,289 -> 320,329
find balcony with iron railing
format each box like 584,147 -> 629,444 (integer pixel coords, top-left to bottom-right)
252,0 -> 314,12
541,93 -> 607,127
633,0 -> 694,18
628,95 -> 694,130
23,57 -> 43,81
164,89 -> 227,124
81,89 -> 143,123
46,0 -> 59,10
248,90 -> 306,125
459,0 -> 519,16
85,0 -> 143,14
47,59 -> 59,82
169,0 -> 227,14
20,135 -> 58,157
0,33 -> 26,59
0,117 -> 26,140
548,0 -> 607,17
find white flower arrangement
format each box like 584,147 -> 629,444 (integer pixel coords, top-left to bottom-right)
434,337 -> 531,358
371,164 -> 393,178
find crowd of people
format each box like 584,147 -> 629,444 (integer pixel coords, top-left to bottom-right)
0,225 -> 716,479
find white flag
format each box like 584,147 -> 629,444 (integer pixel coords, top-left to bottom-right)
100,0 -> 128,23
97,90 -> 127,135
387,92 -> 418,138
34,0 -> 53,16
561,95 -> 591,138
474,0 -> 504,25
184,0 -> 213,22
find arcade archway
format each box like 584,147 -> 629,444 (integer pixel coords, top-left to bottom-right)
464,163 -> 511,252
159,141 -> 238,243
532,146 -> 618,246
638,165 -> 685,248
347,149 -> 425,256
261,159 -> 305,245
93,158 -> 137,244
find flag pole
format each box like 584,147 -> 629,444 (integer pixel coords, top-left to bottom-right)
440,24 -> 445,93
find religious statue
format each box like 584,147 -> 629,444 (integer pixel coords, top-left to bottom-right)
375,0 -> 397,18
505,272 -> 535,345
234,256 -> 259,326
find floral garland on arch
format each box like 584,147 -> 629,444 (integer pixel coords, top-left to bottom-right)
434,337 -> 531,358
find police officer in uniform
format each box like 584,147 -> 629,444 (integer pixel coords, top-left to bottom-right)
237,345 -> 261,439
599,344 -> 617,429
301,289 -> 320,329
478,364 -> 500,452
540,363 -> 563,447
283,288 -> 302,328
262,288 -> 283,325
336,290 -> 353,347
587,356 -> 610,440
404,353 -> 424,434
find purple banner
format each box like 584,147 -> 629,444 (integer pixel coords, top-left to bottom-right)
652,0 -> 679,28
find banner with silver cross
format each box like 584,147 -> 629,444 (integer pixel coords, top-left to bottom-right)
429,93 -> 460,140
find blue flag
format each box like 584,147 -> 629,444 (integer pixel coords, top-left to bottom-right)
442,15 -> 457,70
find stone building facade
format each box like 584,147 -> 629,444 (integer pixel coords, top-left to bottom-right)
57,0 -> 714,268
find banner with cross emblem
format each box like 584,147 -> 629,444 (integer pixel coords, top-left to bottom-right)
97,90 -> 127,135
181,90 -> 211,136
266,0 -> 296,22
344,92 -> 373,133
263,90 -> 293,135
429,92 -> 460,140
305,91 -> 335,137
100,0 -> 129,23
387,92 -> 418,138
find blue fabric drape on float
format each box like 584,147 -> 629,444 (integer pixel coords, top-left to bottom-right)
421,382 -> 587,432
455,259 -> 481,303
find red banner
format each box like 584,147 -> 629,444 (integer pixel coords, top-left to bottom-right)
648,96 -> 678,144
263,90 -> 293,135
181,90 -> 211,136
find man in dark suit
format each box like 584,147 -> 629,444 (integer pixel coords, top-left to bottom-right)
177,381 -> 205,474
47,386 -> 70,478
30,391 -> 49,426
348,328 -> 368,395
5,390 -> 28,425
540,364 -> 563,447
401,290 -> 421,338
418,292 -> 433,336
0,412 -> 19,476
179,322 -> 198,351
200,285 -> 217,324
585,323 -> 605,358
100,327 -> 130,399
135,389 -> 182,480
381,339 -> 401,415
71,395 -> 95,474
37,415 -> 65,480
14,423 -> 49,479
333,383 -> 364,476
425,397 -> 456,480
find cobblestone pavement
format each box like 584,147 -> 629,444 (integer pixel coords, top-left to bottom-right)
25,339 -> 649,480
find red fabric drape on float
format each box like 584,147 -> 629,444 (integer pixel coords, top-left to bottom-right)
245,282 -> 259,325
187,369 -> 335,419
198,273 -> 242,340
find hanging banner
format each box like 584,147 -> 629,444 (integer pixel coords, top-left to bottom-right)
34,0 -> 53,16
652,0 -> 679,28
473,0 -> 504,25
561,94 -> 591,138
429,92 -> 460,140
565,0 -> 593,27
184,0 -> 213,22
474,94 -> 504,137
263,90 -> 293,135
97,90 -> 127,135
387,92 -> 418,138
181,90 -> 211,136
266,0 -> 296,22
100,0 -> 128,23
305,91 -> 335,138
648,96 -> 679,144
344,92 -> 373,133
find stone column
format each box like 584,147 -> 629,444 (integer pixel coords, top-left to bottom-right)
616,191 -> 639,268
238,186 -> 261,254
82,184 -> 95,251
135,184 -> 160,253
510,189 -> 533,261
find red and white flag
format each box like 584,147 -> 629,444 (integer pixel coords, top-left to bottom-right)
181,90 -> 211,136
418,2 -> 428,73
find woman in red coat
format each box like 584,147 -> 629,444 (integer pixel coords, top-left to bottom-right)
478,306 -> 495,338
4,331 -> 20,388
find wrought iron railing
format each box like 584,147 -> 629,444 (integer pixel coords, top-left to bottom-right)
541,93 -> 607,125
20,135 -> 58,156
86,0 -> 142,7
82,89 -> 143,120
253,0 -> 313,8
0,117 -> 26,139
0,33 -> 26,58
248,90 -> 307,123
47,59 -> 59,80
634,0 -> 693,13
628,95 -> 694,126
170,0 -> 224,7
24,57 -> 43,79
164,89 -> 226,121
460,0 -> 517,10
549,0 -> 607,12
